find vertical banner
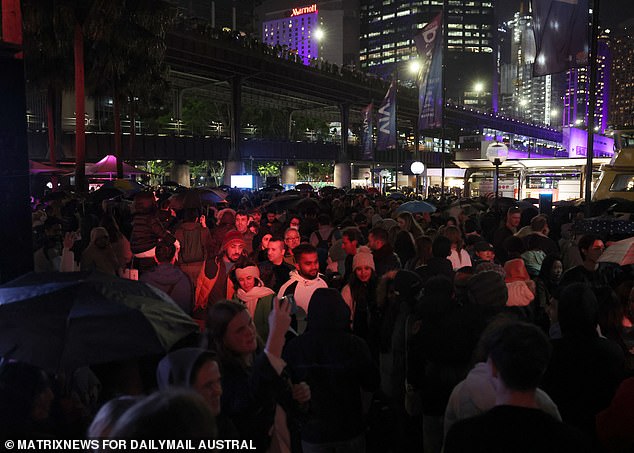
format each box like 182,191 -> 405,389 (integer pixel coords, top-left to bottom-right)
531,0 -> 589,76
414,11 -> 443,130
361,103 -> 374,160
377,80 -> 397,151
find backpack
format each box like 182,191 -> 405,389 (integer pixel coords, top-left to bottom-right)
179,225 -> 205,263
314,229 -> 335,250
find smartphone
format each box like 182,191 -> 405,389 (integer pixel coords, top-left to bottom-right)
280,294 -> 298,315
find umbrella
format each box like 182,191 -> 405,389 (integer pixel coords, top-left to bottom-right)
89,179 -> 145,202
0,272 -> 199,371
86,155 -> 147,179
263,194 -> 303,212
388,192 -> 407,200
29,160 -> 66,175
295,183 -> 314,192
168,188 -> 227,210
573,218 -> 634,238
395,200 -> 437,214
598,237 -> 634,266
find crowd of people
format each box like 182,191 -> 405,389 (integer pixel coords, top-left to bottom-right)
4,187 -> 634,452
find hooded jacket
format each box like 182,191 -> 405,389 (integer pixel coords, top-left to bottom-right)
276,269 -> 328,315
283,288 -> 380,443
140,263 -> 193,314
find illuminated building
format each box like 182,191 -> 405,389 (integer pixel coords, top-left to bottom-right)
562,38 -> 610,134
609,21 -> 634,128
498,3 -> 565,127
359,0 -> 496,109
257,0 -> 360,67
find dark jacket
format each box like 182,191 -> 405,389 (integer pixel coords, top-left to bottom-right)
258,260 -> 295,293
283,289 -> 380,444
140,263 -> 193,315
372,243 -> 401,278
130,211 -> 175,254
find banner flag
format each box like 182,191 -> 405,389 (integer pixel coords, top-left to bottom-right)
531,0 -> 589,76
377,80 -> 397,151
414,11 -> 444,131
361,103 -> 374,160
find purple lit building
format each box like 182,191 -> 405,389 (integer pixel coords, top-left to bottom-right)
262,4 -> 321,65
258,0 -> 360,68
562,38 -> 610,134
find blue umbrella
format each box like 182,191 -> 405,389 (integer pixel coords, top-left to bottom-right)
395,200 -> 437,214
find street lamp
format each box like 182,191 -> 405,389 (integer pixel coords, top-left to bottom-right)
410,161 -> 424,196
486,142 -> 509,204
380,169 -> 390,195
364,171 -> 370,187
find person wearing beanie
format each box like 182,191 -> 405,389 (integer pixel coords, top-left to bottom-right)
195,230 -> 247,325
467,270 -> 508,308
341,246 -> 376,339
231,257 -> 276,339
80,227 -> 121,276
504,258 -> 536,307
283,288 -> 380,452
208,208 -> 236,256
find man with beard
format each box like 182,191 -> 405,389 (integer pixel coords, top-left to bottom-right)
234,210 -> 254,255
203,230 -> 247,309
278,244 -> 328,333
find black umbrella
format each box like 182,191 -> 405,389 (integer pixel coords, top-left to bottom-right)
0,272 -> 199,371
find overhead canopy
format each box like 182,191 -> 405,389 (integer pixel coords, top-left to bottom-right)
29,160 -> 66,175
86,155 -> 147,178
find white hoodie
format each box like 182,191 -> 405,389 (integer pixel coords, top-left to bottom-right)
277,269 -> 328,314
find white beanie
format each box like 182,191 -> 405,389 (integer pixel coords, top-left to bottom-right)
353,246 -> 375,271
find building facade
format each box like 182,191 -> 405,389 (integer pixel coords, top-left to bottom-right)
257,0 -> 360,67
609,21 -> 634,129
359,0 -> 495,109
498,5 -> 565,126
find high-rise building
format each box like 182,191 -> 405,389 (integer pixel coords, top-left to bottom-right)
498,4 -> 565,126
609,20 -> 634,129
359,0 -> 495,109
257,0 -> 360,68
562,38 -> 610,134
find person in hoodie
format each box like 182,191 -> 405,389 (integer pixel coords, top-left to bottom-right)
277,244 -> 328,333
80,227 -> 121,276
504,258 -> 535,308
283,288 -> 380,453
156,348 -> 237,438
443,316 -> 561,439
140,240 -> 193,315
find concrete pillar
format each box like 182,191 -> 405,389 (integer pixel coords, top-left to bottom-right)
0,50 -> 33,281
281,164 -> 297,186
224,160 -> 243,186
229,76 -> 242,162
334,162 -> 351,189
170,163 -> 191,187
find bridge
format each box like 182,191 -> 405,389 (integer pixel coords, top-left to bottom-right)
27,21 -> 565,175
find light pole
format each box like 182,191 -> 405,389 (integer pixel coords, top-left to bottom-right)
410,161 -> 424,196
380,169 -> 390,195
486,142 -> 509,204
364,171 -> 370,188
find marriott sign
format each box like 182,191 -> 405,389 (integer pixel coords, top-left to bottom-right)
290,4 -> 318,16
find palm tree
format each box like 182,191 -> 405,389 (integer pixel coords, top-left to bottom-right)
88,0 -> 174,179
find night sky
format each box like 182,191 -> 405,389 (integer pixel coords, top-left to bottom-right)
495,0 -> 634,28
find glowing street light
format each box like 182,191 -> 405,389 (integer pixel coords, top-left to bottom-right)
410,161 -> 424,195
473,81 -> 484,93
486,141 -> 509,205
314,28 -> 324,41
408,59 -> 421,75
